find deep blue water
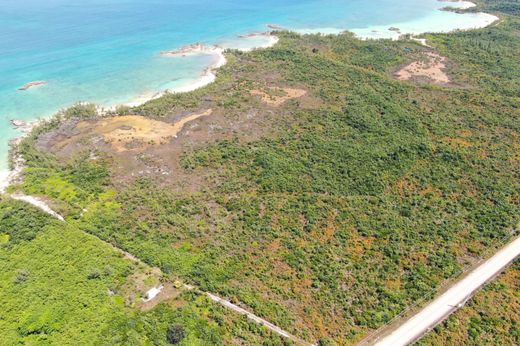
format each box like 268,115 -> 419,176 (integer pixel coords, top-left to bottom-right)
0,0 -> 490,172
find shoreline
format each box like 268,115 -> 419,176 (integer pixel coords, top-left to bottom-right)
0,138 -> 28,193
293,1 -> 498,40
103,33 -> 279,111
0,1 -> 498,191
0,34 -> 276,191
114,46 -> 228,109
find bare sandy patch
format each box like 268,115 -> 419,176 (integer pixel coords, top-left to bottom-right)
251,87 -> 307,106
76,109 -> 212,152
138,282 -> 181,311
395,52 -> 450,85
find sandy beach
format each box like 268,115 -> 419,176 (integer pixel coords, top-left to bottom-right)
438,0 -> 476,10
0,33 -> 281,190
113,45 -> 228,109
114,33 -> 279,109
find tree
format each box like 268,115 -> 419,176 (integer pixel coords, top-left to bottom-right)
166,324 -> 185,345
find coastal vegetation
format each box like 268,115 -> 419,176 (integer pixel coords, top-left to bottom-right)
3,0 -> 519,344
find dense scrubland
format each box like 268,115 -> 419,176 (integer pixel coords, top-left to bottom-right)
3,0 -> 519,344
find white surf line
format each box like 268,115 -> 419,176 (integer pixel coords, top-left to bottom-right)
374,234 -> 520,346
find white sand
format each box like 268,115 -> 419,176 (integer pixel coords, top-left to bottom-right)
0,34 -> 278,191
115,33 -> 280,110
294,1 -> 498,40
108,46 -> 228,110
440,1 -> 477,10
10,194 -> 65,221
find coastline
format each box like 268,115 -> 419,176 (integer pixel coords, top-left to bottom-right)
296,1 -> 498,40
115,46 -> 228,109
0,35 -> 276,191
0,137 -> 28,193
105,33 -> 279,111
0,1 -> 498,191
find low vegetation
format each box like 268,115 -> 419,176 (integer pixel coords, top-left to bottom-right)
0,198 -> 134,344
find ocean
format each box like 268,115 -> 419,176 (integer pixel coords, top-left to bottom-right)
0,0 -> 496,174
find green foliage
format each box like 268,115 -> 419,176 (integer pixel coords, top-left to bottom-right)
100,291 -> 288,346
166,324 -> 186,344
0,200 -> 135,345
61,103 -> 98,119
476,0 -> 520,15
0,198 -> 54,244
13,269 -> 30,284
18,156 -> 111,216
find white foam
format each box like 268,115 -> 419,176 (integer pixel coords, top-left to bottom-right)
440,1 -> 477,10
0,1 -> 499,191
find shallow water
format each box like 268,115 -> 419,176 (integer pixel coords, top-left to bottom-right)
0,0 -> 494,172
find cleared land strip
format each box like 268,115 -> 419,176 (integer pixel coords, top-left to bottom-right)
373,234 -> 520,346
11,194 -> 313,346
204,291 -> 314,346
10,194 -> 65,221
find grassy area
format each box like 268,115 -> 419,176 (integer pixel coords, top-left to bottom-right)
0,198 -> 288,345
8,0 -> 519,344
417,261 -> 519,345
0,198 -> 134,344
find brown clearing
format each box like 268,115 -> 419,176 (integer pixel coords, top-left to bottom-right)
76,109 -> 212,152
395,52 -> 450,85
251,87 -> 307,106
457,129 -> 472,138
36,84 -> 296,188
119,266 -> 162,306
441,136 -> 473,148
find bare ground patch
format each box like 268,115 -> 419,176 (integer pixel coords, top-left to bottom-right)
251,87 -> 307,106
138,283 -> 182,311
35,100 -> 296,189
118,265 -> 163,306
395,52 -> 451,85
76,110 -> 212,152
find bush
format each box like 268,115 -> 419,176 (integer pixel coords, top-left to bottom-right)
13,270 -> 29,284
87,268 -> 101,280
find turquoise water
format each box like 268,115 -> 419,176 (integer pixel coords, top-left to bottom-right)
0,0 -> 493,172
